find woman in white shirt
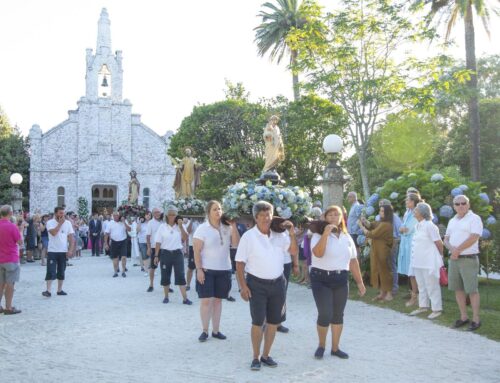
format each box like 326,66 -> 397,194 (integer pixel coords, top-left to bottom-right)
153,206 -> 191,305
311,205 -> 366,360
193,201 -> 240,342
408,202 -> 444,319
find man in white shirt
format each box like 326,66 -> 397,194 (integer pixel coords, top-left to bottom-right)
104,212 -> 131,278
101,215 -> 111,255
42,207 -> 75,297
445,195 -> 483,331
236,201 -> 298,371
146,208 -> 163,292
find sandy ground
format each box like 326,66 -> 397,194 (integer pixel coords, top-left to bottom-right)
1,250 -> 499,383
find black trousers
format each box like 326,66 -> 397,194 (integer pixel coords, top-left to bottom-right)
310,268 -> 349,326
91,233 -> 100,255
229,248 -> 237,272
45,252 -> 67,281
246,274 -> 286,326
281,263 -> 292,323
160,249 -> 186,286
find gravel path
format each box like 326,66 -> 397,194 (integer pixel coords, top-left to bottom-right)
1,251 -> 499,383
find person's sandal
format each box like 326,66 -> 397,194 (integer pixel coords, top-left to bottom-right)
314,347 -> 325,359
4,307 -> 22,315
467,321 -> 481,331
212,332 -> 227,340
453,319 -> 470,328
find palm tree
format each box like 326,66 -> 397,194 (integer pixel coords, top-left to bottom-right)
423,0 -> 499,181
254,0 -> 307,101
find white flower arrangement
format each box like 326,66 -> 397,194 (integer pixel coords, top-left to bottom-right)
163,198 -> 206,216
222,180 -> 313,222
390,192 -> 399,199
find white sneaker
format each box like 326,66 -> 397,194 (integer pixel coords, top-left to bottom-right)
409,308 -> 429,316
428,311 -> 442,319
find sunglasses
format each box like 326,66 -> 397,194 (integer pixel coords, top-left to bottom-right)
454,202 -> 467,206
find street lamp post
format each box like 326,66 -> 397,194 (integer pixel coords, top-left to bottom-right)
10,173 -> 23,213
322,135 -> 345,209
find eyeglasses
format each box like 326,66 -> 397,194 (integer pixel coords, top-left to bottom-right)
454,202 -> 467,206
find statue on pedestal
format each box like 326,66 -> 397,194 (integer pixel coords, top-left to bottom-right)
172,148 -> 201,198
260,115 -> 285,184
128,170 -> 140,205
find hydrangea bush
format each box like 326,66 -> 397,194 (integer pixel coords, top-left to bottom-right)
221,180 -> 313,223
372,170 -> 492,221
163,198 -> 206,216
364,170 -> 497,273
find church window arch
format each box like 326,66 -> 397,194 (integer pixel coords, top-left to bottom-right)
103,188 -> 109,198
143,188 -> 150,209
93,188 -> 100,198
57,187 -> 65,207
108,188 -> 114,198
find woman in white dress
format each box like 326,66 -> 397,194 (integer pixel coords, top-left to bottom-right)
408,202 -> 444,319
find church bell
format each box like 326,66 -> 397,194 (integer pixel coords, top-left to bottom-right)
101,76 -> 109,87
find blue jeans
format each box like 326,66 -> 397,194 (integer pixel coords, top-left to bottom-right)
389,240 -> 400,293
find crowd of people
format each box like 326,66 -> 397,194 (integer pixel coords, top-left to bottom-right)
348,189 -> 483,330
0,187 -> 484,370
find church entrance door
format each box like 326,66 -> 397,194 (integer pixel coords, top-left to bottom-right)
91,185 -> 117,215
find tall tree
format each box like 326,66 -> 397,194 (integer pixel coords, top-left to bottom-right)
169,99 -> 268,200
288,0 -> 436,200
0,123 -> 30,208
271,95 -> 348,197
416,0 -> 499,181
0,104 -> 13,137
254,0 -> 322,101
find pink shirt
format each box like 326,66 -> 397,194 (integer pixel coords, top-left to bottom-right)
0,218 -> 21,263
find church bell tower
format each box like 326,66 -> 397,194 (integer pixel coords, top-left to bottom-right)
85,8 -> 123,102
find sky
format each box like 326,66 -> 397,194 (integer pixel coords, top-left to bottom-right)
0,0 -> 498,137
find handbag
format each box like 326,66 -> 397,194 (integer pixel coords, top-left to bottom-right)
439,266 -> 448,286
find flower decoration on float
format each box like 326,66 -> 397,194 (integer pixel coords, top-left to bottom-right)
117,204 -> 148,218
163,198 -> 206,216
221,181 -> 312,223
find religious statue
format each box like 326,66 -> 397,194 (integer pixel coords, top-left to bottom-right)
128,170 -> 140,205
172,148 -> 201,199
262,115 -> 285,173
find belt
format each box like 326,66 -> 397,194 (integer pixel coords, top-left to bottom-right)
311,267 -> 347,276
247,273 -> 283,284
161,249 -> 182,254
458,254 -> 479,259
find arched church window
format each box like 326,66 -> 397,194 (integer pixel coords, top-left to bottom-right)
93,188 -> 100,198
98,64 -> 111,98
103,188 -> 109,198
57,187 -> 65,207
108,188 -> 114,198
143,188 -> 150,209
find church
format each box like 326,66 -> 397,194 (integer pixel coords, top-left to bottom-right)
29,8 -> 175,214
